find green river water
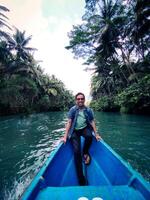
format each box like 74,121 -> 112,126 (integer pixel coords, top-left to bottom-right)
0,111 -> 150,200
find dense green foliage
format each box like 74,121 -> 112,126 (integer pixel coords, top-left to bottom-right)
115,75 -> 150,114
66,0 -> 150,114
0,5 -> 74,116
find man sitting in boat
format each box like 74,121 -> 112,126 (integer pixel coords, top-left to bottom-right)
63,92 -> 102,185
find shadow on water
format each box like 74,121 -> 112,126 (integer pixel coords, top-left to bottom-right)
0,111 -> 150,199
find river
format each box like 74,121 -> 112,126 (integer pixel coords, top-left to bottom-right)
0,111 -> 150,200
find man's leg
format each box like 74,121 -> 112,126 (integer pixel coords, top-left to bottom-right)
71,131 -> 86,185
82,128 -> 93,156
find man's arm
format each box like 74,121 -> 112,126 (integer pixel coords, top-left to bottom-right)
90,120 -> 102,141
62,119 -> 72,143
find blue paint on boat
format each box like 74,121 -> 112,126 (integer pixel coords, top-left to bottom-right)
21,138 -> 150,200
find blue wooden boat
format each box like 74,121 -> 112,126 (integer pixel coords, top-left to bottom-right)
21,138 -> 150,200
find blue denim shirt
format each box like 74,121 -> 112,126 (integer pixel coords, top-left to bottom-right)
67,105 -> 94,138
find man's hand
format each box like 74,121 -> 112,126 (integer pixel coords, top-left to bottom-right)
61,135 -> 67,144
95,133 -> 102,141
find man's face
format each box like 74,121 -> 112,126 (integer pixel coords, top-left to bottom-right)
76,94 -> 85,107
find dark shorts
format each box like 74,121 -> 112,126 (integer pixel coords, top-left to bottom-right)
72,126 -> 93,138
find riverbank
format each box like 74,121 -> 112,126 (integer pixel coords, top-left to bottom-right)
90,75 -> 150,115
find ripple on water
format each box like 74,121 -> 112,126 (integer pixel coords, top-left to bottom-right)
52,127 -> 65,133
3,175 -> 34,200
36,125 -> 49,131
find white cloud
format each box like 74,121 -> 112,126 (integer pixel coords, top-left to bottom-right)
48,16 -> 59,24
32,18 -> 91,98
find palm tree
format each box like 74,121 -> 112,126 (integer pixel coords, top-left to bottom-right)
0,40 -> 12,64
129,0 -> 150,60
0,5 -> 11,40
8,28 -> 36,62
94,0 -> 127,60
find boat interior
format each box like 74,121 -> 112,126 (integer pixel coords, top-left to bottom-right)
22,139 -> 150,200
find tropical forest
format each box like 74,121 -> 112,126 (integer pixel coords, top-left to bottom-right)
0,0 -> 150,116
66,0 -> 150,115
0,5 -> 74,116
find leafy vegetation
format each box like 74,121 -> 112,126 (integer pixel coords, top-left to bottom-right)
66,0 -> 150,114
0,5 -> 74,116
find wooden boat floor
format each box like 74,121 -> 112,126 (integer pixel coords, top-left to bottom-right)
35,185 -> 145,200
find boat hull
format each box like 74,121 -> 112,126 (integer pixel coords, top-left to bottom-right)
21,138 -> 150,200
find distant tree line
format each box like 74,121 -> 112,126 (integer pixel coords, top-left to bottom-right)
66,0 -> 150,114
0,5 -> 74,116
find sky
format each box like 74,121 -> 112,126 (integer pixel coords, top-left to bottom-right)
1,0 -> 92,99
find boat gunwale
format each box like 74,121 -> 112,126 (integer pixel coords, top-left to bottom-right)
101,140 -> 150,188
21,139 -> 150,200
